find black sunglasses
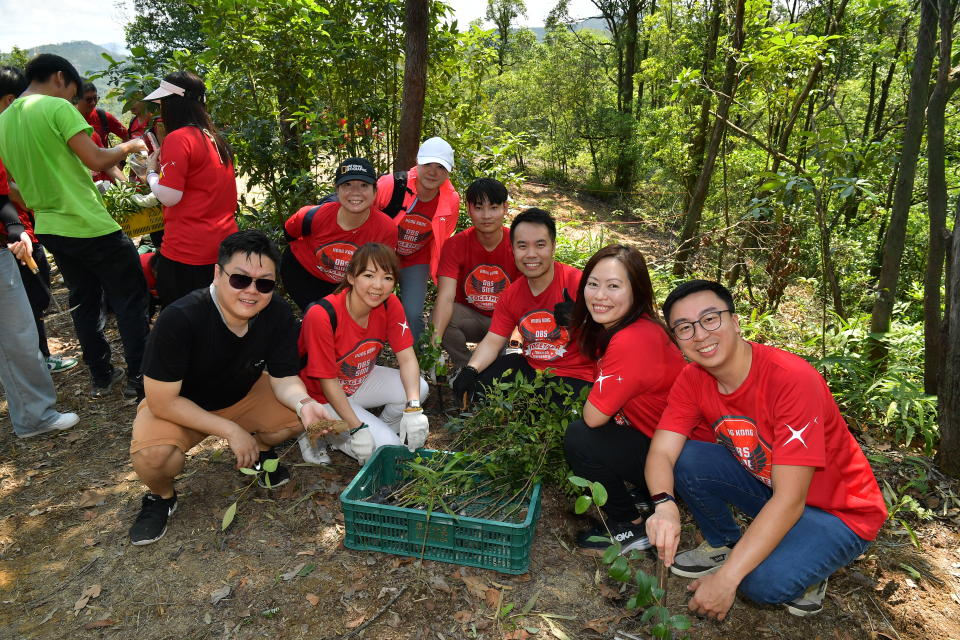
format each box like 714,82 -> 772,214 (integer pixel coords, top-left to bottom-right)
220,267 -> 276,294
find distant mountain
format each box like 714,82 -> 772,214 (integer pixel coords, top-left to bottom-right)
97,41 -> 130,57
23,40 -> 126,78
528,17 -> 610,40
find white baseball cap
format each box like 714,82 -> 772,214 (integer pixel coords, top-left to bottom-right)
416,137 -> 454,172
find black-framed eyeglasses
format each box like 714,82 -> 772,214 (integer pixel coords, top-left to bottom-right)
671,309 -> 733,340
219,267 -> 276,294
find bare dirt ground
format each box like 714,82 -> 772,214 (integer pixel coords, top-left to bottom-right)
2,182 -> 959,640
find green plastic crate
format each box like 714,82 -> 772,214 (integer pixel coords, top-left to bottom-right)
340,445 -> 542,574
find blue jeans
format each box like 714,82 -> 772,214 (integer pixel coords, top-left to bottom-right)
399,263 -> 430,343
674,440 -> 872,604
0,250 -> 60,435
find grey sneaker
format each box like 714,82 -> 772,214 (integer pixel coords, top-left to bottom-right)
90,367 -> 124,398
670,540 -> 733,578
784,579 -> 827,616
17,412 -> 80,439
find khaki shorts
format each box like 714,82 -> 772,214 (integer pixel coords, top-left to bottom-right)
129,374 -> 300,455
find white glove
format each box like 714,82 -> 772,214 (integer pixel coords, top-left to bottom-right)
348,424 -> 375,465
399,409 -> 429,452
297,432 -> 331,465
131,192 -> 160,208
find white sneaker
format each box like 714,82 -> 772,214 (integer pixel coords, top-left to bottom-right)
18,412 -> 80,439
298,433 -> 331,465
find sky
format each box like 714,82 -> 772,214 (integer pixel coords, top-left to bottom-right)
0,0 -> 600,52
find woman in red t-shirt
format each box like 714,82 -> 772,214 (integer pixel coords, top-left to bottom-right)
297,243 -> 429,466
564,244 -> 693,555
143,72 -> 238,307
280,157 -> 398,312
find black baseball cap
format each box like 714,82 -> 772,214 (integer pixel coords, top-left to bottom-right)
334,158 -> 377,187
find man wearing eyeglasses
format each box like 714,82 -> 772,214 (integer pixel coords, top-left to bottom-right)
127,230 -> 334,546
643,280 -> 886,620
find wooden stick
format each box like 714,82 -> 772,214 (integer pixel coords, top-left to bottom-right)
325,584 -> 408,640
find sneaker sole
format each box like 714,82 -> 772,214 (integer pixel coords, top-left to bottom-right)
784,602 -> 823,617
130,502 -> 177,546
257,476 -> 290,489
670,563 -> 724,579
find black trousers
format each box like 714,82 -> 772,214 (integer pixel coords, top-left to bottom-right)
155,253 -> 215,308
17,243 -> 51,357
564,417 -> 652,522
38,230 -> 149,383
280,248 -> 338,313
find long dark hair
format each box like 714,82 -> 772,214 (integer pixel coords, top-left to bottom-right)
159,71 -> 233,164
571,244 -> 669,359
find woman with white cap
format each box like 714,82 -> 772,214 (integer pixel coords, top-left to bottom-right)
143,71 -> 238,307
374,137 -> 460,342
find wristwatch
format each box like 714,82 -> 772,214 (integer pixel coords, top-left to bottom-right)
295,397 -> 316,420
650,492 -> 676,506
405,399 -> 421,412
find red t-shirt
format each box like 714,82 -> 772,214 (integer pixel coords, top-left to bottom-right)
657,342 -> 887,541
489,261 -> 594,381
85,109 -> 128,144
437,226 -> 519,316
284,201 -> 398,284
0,158 -> 38,243
588,316 -> 712,440
140,252 -> 158,297
395,195 -> 438,267
158,127 -> 238,265
298,290 -> 414,403
128,115 -> 163,153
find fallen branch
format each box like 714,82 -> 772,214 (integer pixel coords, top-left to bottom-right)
324,584 -> 408,640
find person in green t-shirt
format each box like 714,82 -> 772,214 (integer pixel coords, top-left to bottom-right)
0,54 -> 151,399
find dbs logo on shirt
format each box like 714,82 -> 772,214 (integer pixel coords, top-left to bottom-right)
338,338 -> 384,396
397,214 -> 433,256
315,242 -> 358,282
714,415 -> 773,486
518,309 -> 568,362
464,264 -> 510,311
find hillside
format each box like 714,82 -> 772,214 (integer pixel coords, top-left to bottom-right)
24,40 -> 125,78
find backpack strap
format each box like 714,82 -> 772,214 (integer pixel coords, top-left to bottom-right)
300,205 -> 323,237
95,108 -> 110,143
299,297 -> 339,371
382,171 -> 411,218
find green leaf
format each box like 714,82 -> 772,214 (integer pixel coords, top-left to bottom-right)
641,606 -> 659,622
499,602 -> 515,618
651,622 -> 670,638
590,482 -> 608,507
568,475 -> 591,488
586,535 -> 610,543
297,563 -> 316,577
670,614 -> 692,630
898,562 -> 921,580
574,495 -> 593,514
609,555 -> 630,582
262,458 -> 279,473
239,467 -> 257,475
601,544 -> 619,564
221,502 -> 237,531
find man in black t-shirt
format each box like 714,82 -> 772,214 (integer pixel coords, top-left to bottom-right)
127,230 -> 333,546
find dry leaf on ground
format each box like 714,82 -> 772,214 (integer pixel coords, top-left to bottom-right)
461,575 -> 488,600
345,615 -> 366,629
453,610 -> 473,623
209,585 -> 231,605
485,588 -> 501,609
305,593 -> 320,606
77,490 -> 106,508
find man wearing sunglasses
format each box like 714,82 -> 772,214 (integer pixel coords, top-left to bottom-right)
127,230 -> 334,546
643,280 -> 885,620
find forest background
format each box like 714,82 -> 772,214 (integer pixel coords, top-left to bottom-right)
3,0 -> 959,510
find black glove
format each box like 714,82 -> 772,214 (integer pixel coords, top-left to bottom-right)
553,288 -> 575,327
451,366 -> 480,407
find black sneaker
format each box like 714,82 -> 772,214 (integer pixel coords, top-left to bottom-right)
628,487 -> 654,517
256,448 -> 290,489
90,367 -> 124,398
123,374 -> 144,400
575,519 -> 652,554
784,579 -> 828,617
129,492 -> 178,546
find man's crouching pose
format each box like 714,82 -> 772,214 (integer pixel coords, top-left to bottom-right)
128,230 -> 332,545
645,280 -> 886,618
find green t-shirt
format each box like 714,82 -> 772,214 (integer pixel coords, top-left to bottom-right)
0,94 -> 120,238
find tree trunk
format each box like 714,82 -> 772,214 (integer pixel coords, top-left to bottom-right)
937,201 -> 960,477
613,0 -> 641,191
394,0 -> 429,172
672,0 -> 746,277
868,0 -> 937,364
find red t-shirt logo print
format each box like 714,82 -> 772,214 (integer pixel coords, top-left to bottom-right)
338,339 -> 383,396
714,415 -> 773,485
464,264 -> 510,312
396,214 -> 433,256
315,241 -> 358,282
518,309 -> 568,362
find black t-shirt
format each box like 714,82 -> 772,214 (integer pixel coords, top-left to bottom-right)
142,287 -> 301,411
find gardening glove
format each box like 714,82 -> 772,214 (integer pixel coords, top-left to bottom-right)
553,288 -> 575,327
297,432 -> 331,465
348,424 -> 375,465
131,192 -> 160,208
451,365 -> 480,408
399,408 -> 429,452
